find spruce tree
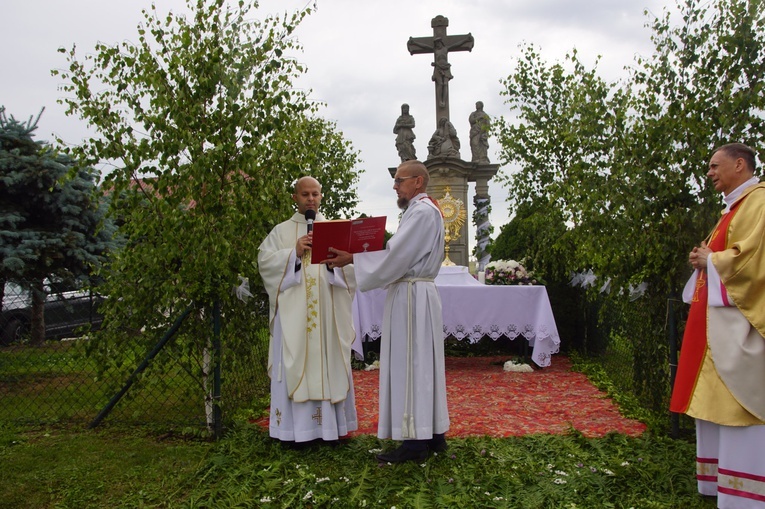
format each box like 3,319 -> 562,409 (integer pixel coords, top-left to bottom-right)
0,107 -> 116,344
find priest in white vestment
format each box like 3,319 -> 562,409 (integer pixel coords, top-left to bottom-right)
258,176 -> 357,447
323,160 -> 450,463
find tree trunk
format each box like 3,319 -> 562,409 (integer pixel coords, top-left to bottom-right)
0,278 -> 5,332
30,279 -> 46,346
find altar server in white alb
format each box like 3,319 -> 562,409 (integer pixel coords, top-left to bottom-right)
324,160 -> 449,463
258,176 -> 357,448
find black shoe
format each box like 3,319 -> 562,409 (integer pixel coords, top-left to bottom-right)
376,445 -> 428,463
428,438 -> 448,453
279,439 -> 312,450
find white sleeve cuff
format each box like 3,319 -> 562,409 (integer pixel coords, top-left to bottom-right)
706,254 -> 732,307
279,250 -> 302,291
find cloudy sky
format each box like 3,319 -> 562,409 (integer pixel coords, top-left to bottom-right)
3,0 -> 677,245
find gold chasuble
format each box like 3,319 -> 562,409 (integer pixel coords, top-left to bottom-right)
671,184 -> 765,425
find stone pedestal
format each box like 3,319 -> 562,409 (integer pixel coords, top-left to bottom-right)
389,158 -> 498,267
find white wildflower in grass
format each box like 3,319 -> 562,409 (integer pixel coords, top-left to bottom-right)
303,491 -> 313,501
493,497 -> 505,501
547,463 -> 555,470
259,497 -> 272,503
368,448 -> 382,454
555,470 -> 569,476
340,476 -> 349,482
554,478 -> 567,484
621,461 -> 630,466
602,469 -> 615,476
283,479 -> 294,485
316,477 -> 329,483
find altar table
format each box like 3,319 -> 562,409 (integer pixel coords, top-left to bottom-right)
352,276 -> 561,367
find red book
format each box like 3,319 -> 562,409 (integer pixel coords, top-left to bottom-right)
310,216 -> 387,264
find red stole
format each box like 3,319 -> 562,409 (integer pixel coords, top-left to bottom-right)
669,200 -> 743,413
421,195 -> 444,217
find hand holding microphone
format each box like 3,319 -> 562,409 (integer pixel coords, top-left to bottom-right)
296,210 -> 316,257
305,209 -> 316,233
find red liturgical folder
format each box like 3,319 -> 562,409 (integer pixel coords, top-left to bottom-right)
310,216 -> 387,264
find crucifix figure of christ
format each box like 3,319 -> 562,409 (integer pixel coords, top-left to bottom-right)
407,15 -> 474,126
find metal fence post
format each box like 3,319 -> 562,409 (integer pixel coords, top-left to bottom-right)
89,304 -> 195,429
667,297 -> 680,438
212,299 -> 223,440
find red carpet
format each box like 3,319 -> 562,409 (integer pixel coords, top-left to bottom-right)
256,356 -> 647,438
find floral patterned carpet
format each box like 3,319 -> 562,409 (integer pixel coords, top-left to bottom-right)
348,356 -> 647,438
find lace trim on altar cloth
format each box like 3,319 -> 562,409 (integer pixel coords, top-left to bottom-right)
361,324 -> 383,341
359,323 -> 561,347
444,323 -> 560,344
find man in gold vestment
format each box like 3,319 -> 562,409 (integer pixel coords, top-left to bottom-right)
670,143 -> 765,507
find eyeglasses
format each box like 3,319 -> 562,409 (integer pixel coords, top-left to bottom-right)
393,176 -> 418,185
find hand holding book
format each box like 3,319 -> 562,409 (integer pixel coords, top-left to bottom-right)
310,216 -> 386,265
320,247 -> 354,269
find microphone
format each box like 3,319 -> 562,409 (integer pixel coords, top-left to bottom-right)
304,209 -> 316,233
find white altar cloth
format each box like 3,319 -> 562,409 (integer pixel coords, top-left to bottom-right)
352,281 -> 561,367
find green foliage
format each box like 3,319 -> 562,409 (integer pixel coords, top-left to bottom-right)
492,0 -> 765,417
0,108 -> 116,284
494,0 -> 765,295
51,0 -> 362,391
490,200 -> 571,283
0,108 -> 118,344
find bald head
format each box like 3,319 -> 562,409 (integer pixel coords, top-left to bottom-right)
292,176 -> 322,214
294,176 -> 321,194
397,160 -> 430,189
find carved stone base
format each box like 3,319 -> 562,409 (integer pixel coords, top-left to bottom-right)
388,158 -> 498,267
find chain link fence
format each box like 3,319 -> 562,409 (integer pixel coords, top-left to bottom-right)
2,276 -> 694,436
0,279 -> 270,432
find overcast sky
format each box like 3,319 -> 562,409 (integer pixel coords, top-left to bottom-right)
3,0 -> 677,247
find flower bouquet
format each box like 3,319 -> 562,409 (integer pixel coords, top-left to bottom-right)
484,259 -> 543,286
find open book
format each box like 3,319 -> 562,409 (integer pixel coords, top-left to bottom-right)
310,216 -> 387,264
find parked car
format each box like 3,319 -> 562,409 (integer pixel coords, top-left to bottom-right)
1,280 -> 104,345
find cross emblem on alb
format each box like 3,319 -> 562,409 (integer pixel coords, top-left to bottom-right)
312,407 -> 322,425
727,476 -> 744,490
407,15 -> 474,127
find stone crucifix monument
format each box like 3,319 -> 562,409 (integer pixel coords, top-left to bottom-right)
406,15 -> 473,131
392,15 -> 499,269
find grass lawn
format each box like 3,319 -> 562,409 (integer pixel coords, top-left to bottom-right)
1,421 -> 715,509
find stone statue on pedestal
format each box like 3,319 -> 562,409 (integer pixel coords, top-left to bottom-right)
427,117 -> 461,159
393,103 -> 417,162
469,101 -> 490,164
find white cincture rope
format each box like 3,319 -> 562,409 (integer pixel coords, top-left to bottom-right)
394,276 -> 435,439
